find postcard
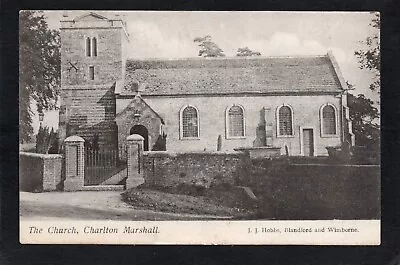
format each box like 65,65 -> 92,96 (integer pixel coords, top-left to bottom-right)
19,10 -> 381,245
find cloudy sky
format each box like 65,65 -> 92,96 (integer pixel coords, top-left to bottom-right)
36,11 -> 379,131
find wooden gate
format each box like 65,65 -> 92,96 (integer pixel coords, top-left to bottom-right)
84,147 -> 127,186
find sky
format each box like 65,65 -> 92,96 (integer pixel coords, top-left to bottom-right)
33,11 -> 379,132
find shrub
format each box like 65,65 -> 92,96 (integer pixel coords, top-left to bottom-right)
352,145 -> 380,165
152,132 -> 167,151
35,126 -> 58,154
326,146 -> 352,164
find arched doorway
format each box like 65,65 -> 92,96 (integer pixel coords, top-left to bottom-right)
130,125 -> 149,151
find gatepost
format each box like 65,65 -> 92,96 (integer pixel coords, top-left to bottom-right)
126,134 -> 145,189
64,135 -> 85,191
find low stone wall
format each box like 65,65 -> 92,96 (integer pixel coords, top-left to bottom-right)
234,146 -> 281,159
143,151 -> 246,187
19,152 -> 63,192
245,160 -> 381,219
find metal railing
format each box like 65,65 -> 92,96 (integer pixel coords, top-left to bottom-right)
84,147 -> 126,185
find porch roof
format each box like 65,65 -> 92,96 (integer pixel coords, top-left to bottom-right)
115,95 -> 164,124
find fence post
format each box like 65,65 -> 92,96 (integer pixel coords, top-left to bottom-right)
126,134 -> 145,189
64,135 -> 85,191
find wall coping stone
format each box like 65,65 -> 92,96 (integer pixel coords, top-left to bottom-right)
144,150 -> 244,158
19,152 -> 63,159
65,135 -> 85,142
127,134 -> 144,141
234,146 -> 281,151
289,164 -> 380,168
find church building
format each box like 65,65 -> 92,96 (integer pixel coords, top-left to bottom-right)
59,12 -> 354,156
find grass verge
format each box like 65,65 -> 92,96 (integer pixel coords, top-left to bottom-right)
122,186 -> 257,218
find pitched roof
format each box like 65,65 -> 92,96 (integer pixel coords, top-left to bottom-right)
116,95 -> 164,123
73,12 -> 110,22
120,54 -> 344,97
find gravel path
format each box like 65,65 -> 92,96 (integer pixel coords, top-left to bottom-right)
20,191 -> 229,221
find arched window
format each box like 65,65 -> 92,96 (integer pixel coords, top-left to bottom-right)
180,106 -> 199,138
92,37 -> 97,57
321,104 -> 337,135
226,105 -> 245,138
86,37 -> 91,57
277,105 -> 293,136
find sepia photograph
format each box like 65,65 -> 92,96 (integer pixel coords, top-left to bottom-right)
18,11 -> 380,244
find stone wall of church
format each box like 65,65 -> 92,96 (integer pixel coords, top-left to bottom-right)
116,97 -> 163,156
59,25 -> 124,149
117,94 -> 343,156
60,28 -> 123,86
60,85 -> 118,149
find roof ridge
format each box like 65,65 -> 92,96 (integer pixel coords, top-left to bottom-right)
125,54 -> 328,62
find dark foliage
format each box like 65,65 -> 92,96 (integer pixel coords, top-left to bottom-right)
151,132 -> 167,151
347,92 -> 380,152
35,126 -> 58,154
354,12 -> 380,92
19,11 -> 61,142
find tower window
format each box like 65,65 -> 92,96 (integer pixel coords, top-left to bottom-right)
92,37 -> 97,57
89,66 -> 95,80
86,37 -> 91,57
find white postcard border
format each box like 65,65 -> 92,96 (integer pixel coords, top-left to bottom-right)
20,220 -> 380,245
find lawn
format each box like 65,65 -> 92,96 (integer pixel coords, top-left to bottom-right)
122,186 -> 258,218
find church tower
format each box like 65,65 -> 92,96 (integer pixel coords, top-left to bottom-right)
59,12 -> 129,149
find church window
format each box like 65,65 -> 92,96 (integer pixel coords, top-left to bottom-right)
86,37 -> 91,57
226,105 -> 245,138
277,105 -> 293,136
180,106 -> 199,139
321,104 -> 337,135
92,37 -> 97,57
89,66 -> 95,80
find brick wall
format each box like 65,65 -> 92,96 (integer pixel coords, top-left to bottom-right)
142,151 -> 246,187
19,152 -> 63,192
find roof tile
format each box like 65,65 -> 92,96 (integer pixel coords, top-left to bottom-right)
121,55 -> 343,96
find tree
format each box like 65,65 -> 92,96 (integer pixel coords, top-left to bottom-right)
19,11 -> 61,143
193,35 -> 225,57
236,47 -> 261,57
35,126 -> 58,154
354,12 -> 380,92
347,84 -> 380,149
